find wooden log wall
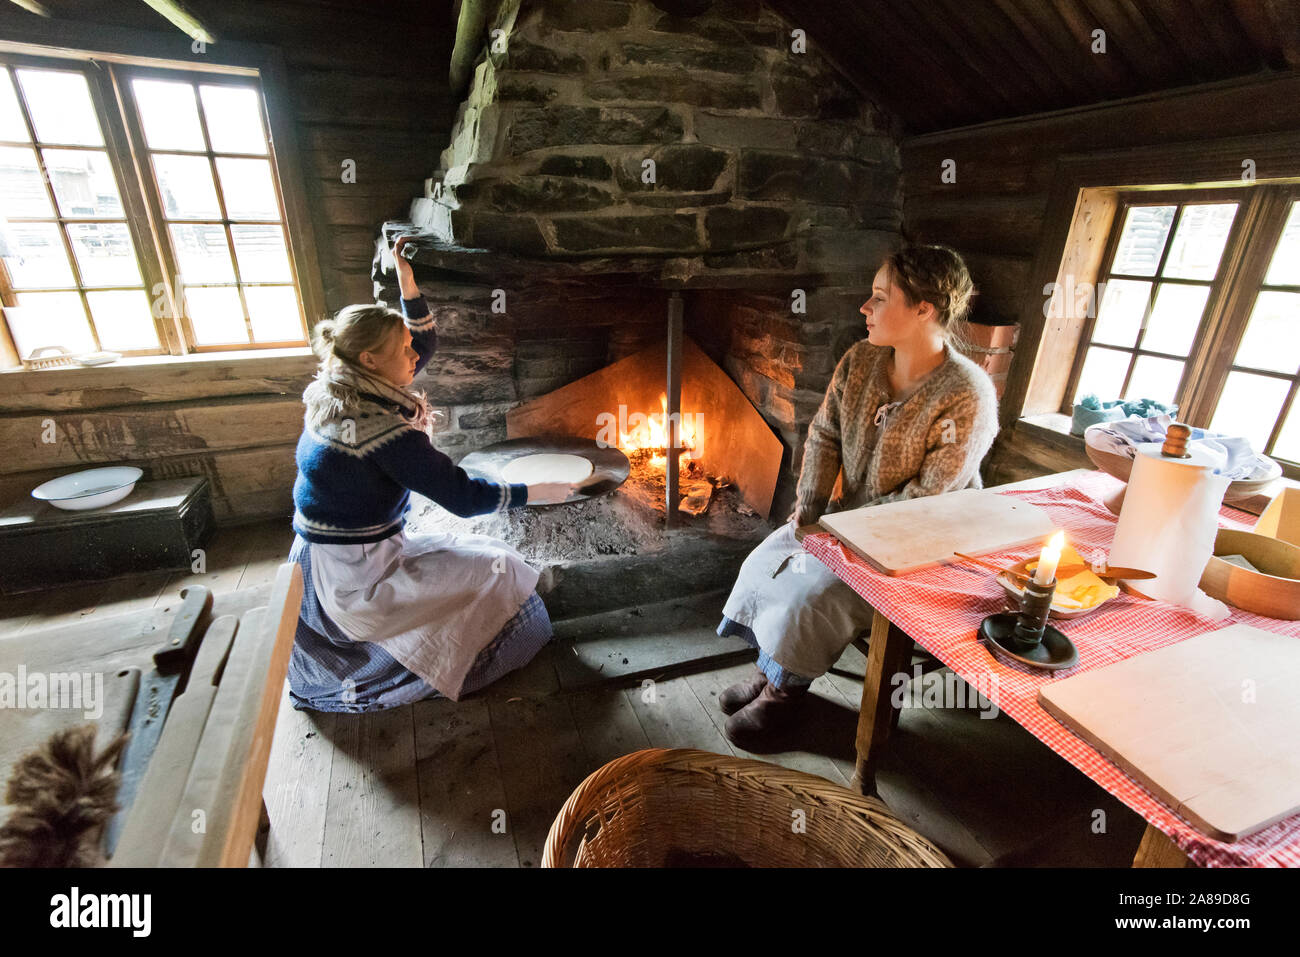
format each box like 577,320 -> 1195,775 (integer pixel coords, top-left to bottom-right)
0,1 -> 455,522
901,72 -> 1300,484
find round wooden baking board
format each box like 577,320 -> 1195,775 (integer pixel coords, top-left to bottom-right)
459,435 -> 631,506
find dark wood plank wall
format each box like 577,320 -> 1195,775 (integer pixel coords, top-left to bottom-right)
902,72 -> 1300,484
0,0 -> 454,522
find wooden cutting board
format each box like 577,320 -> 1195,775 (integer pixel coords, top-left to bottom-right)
1038,624 -> 1300,842
817,488 -> 1057,575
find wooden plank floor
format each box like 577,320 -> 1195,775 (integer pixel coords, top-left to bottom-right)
1,517 -> 1148,868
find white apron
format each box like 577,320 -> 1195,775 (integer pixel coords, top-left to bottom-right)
307,529 -> 539,700
721,522 -> 875,679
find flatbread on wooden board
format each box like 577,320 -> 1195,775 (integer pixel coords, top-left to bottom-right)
501,453 -> 593,486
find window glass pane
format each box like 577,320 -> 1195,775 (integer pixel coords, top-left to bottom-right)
185,285 -> 247,344
1265,202 -> 1300,287
15,70 -> 103,146
1074,346 -> 1130,404
153,154 -> 221,219
42,149 -> 124,218
67,222 -> 141,286
86,289 -> 158,351
2,222 -> 73,287
1270,400 -> 1300,464
0,145 -> 53,217
0,71 -> 28,140
1112,205 -> 1175,277
244,285 -> 302,341
215,157 -> 278,220
1162,203 -> 1237,281
1210,372 -> 1290,452
230,224 -> 291,281
1091,278 -> 1149,348
169,223 -> 235,282
1233,291 -> 1300,375
199,85 -> 266,155
1124,355 -> 1184,406
131,78 -> 205,151
1139,283 -> 1210,357
10,292 -> 95,354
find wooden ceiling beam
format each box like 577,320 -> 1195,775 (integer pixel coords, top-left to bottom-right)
1048,0 -> 1137,97
1082,0 -> 1171,85
989,0 -> 1091,101
958,0 -> 1073,106
139,0 -> 215,44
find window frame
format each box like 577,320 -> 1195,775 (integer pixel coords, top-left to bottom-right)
1060,185 -> 1264,421
0,39 -> 324,362
113,62 -> 308,352
0,53 -> 178,356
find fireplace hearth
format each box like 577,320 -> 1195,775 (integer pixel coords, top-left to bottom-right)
373,0 -> 904,613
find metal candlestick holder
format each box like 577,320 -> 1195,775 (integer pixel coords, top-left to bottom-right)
977,574 -> 1080,670
1011,577 -> 1056,650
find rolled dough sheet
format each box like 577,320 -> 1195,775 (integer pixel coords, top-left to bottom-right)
501,452 -> 593,486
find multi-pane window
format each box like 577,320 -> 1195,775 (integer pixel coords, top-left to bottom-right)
0,56 -> 307,360
0,65 -> 158,356
1065,185 -> 1300,469
1070,197 -> 1239,411
1212,199 -> 1300,457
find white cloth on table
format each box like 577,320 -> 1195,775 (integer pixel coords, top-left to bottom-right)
1086,413 -> 1271,480
721,522 -> 875,679
307,528 -> 538,700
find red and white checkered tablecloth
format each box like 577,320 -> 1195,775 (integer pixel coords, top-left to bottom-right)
802,469 -> 1300,868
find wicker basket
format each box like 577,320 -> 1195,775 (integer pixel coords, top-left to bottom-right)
542,748 -> 952,868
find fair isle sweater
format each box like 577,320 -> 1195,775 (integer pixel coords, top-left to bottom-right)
292,295 -> 527,545
795,338 -> 999,525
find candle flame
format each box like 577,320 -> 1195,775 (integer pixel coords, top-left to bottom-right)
1047,530 -> 1065,551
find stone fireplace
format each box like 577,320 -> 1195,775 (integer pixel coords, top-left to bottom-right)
371,0 -> 903,612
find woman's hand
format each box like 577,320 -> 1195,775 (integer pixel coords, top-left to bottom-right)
392,235 -> 421,300
527,482 -> 577,505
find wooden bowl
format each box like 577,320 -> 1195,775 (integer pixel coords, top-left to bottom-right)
1083,425 -> 1283,511
1199,528 -> 1300,620
997,558 -> 1117,620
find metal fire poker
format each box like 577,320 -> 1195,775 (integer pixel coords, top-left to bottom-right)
665,290 -> 683,527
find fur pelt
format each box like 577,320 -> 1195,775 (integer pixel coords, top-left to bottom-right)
0,724 -> 127,868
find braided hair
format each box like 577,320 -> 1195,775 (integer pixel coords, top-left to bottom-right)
883,244 -> 975,343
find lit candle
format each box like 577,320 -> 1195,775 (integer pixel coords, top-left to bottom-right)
1034,530 -> 1066,585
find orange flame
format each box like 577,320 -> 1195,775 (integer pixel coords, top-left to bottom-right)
619,394 -> 700,469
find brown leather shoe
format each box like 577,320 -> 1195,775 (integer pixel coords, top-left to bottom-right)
718,669 -> 768,715
724,682 -> 809,749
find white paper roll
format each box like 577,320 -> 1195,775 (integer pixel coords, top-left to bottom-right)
1109,441 -> 1231,620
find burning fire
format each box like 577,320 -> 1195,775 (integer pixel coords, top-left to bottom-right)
619,394 -> 700,468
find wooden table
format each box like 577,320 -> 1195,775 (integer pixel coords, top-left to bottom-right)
799,470 -> 1195,868
0,562 -> 301,867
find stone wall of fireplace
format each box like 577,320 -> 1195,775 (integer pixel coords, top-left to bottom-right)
375,0 -> 905,518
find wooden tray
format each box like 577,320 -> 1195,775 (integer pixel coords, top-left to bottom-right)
1038,624 -> 1300,842
817,489 -> 1057,576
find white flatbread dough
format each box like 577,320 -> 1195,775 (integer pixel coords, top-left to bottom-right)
501,452 -> 593,486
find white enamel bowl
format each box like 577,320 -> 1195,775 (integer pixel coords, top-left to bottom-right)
31,466 -> 143,510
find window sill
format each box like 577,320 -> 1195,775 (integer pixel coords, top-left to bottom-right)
0,346 -> 318,412
1016,412 -> 1084,451
0,345 -> 314,375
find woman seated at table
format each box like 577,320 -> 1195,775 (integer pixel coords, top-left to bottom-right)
717,244 -> 999,747
286,236 -> 575,712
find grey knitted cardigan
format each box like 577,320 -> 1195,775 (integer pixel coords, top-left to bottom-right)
795,338 -> 1000,525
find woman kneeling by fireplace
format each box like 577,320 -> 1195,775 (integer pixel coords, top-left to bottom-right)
717,244 -> 999,748
285,236 -> 575,712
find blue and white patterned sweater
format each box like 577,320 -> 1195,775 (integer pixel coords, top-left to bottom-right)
292,295 -> 527,544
